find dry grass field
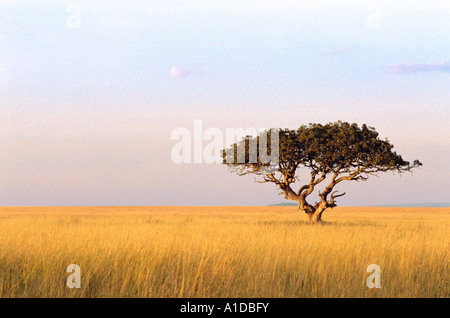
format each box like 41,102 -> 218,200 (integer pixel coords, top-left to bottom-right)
0,206 -> 448,298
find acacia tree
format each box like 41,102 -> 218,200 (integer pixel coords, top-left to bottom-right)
222,121 -> 422,222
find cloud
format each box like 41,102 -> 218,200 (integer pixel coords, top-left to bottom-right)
387,62 -> 450,74
169,65 -> 191,79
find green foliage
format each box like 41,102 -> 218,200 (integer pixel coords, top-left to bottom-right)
223,121 -> 422,177
222,122 -> 422,213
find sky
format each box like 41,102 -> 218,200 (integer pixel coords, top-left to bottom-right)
0,0 -> 449,206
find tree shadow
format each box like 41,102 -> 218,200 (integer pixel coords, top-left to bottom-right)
256,219 -> 381,228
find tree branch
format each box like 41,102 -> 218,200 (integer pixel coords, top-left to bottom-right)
327,190 -> 346,208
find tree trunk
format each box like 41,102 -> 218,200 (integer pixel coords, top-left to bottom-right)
298,200 -> 327,223
303,205 -> 326,223
305,211 -> 321,222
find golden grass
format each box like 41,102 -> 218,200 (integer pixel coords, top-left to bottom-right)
0,206 -> 448,298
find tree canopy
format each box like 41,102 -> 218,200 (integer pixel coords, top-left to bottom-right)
222,121 -> 422,222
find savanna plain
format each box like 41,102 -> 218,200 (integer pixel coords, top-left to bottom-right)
0,206 -> 448,298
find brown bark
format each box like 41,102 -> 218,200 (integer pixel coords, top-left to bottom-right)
299,203 -> 326,223
305,211 -> 322,222
289,171 -> 346,222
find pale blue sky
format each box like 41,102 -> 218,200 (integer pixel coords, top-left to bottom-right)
1,1 -> 449,206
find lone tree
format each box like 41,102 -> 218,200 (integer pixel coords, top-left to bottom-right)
222,121 -> 422,222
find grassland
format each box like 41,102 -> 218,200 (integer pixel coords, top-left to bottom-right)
0,206 -> 448,298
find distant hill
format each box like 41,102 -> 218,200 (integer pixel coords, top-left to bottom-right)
376,202 -> 450,208
268,202 -> 298,207
268,202 -> 450,207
